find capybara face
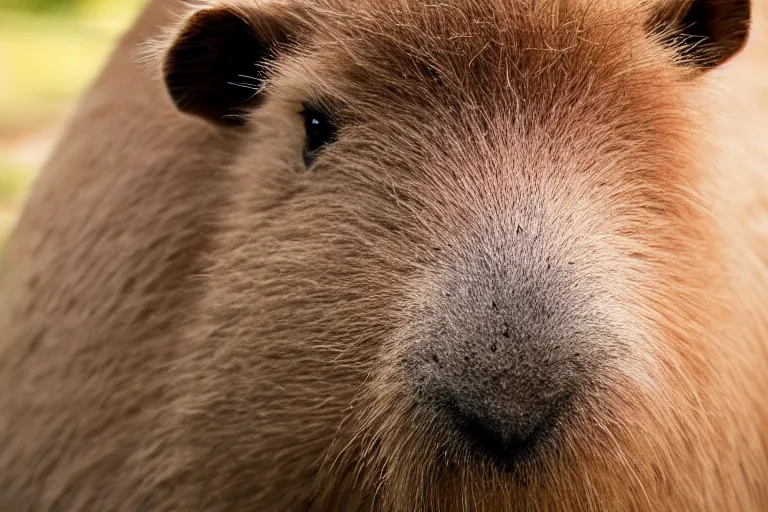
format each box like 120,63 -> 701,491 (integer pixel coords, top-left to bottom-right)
160,0 -> 753,509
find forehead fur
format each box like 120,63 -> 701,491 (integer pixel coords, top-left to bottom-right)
259,0 -> 677,112
231,0 -> 699,168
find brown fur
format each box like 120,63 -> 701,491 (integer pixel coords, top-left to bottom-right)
1,0 -> 767,510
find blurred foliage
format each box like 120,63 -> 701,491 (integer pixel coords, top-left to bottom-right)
0,0 -> 145,132
0,0 -> 145,242
0,161 -> 34,204
2,0 -> 80,13
0,0 -> 142,14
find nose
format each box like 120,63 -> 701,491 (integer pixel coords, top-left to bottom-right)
442,355 -> 569,469
419,252 -> 589,469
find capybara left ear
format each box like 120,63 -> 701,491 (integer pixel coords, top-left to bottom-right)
162,4 -> 303,126
648,0 -> 751,69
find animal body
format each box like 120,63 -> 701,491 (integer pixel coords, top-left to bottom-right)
1,0 -> 767,510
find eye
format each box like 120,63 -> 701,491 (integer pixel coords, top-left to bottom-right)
300,107 -> 337,166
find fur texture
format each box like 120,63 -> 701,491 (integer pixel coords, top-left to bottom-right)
0,0 -> 767,510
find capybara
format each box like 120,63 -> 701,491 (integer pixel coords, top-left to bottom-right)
1,0 -> 767,510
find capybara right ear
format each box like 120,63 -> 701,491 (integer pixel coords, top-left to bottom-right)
648,0 -> 750,70
162,4 -> 302,126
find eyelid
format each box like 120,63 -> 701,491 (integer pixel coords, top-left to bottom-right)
299,98 -> 341,121
300,101 -> 322,114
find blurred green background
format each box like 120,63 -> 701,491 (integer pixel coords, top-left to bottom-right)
0,0 -> 145,244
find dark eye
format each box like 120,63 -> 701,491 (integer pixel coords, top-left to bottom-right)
300,107 -> 337,166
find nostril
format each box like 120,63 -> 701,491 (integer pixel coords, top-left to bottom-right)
501,322 -> 510,339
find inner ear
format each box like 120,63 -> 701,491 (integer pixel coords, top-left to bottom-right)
649,0 -> 751,69
163,6 -> 297,126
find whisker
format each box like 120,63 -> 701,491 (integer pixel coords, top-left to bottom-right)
227,81 -> 259,90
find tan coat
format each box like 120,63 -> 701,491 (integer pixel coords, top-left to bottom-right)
1,0 -> 767,510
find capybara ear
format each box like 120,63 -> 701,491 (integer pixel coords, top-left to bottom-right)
648,0 -> 750,69
162,3 -> 304,126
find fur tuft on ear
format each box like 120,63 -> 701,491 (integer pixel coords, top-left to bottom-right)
162,4 -> 303,126
648,0 -> 751,69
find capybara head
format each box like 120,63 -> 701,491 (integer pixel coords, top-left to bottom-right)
157,0 -> 754,509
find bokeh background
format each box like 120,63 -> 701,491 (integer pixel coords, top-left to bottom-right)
0,0 -> 145,244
